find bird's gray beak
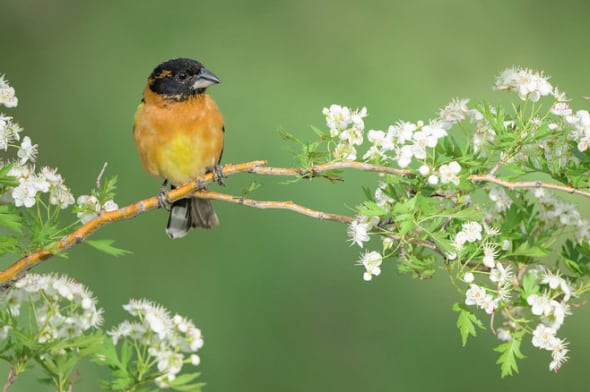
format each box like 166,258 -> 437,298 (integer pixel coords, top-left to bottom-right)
192,68 -> 220,90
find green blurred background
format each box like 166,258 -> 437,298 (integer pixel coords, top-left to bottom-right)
2,0 -> 590,390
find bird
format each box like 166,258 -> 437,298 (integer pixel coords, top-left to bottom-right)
133,58 -> 225,239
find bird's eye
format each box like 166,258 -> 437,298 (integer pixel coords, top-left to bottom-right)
176,72 -> 188,81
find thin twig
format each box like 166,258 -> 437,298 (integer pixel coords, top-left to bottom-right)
95,162 -> 108,189
249,161 -> 412,177
194,190 -> 354,223
2,367 -> 16,392
469,173 -> 590,198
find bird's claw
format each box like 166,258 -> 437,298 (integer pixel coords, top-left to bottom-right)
212,165 -> 225,186
158,186 -> 171,210
195,179 -> 208,191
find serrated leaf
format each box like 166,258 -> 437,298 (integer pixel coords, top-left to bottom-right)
0,205 -> 22,233
0,163 -> 18,186
361,186 -> 373,200
452,303 -> 484,346
310,125 -> 328,139
168,372 -> 204,391
240,181 -> 262,196
397,253 -> 435,279
359,201 -> 388,216
279,129 -> 302,145
0,235 -> 18,255
561,239 -> 590,276
520,271 -> 539,300
86,239 -> 131,257
429,232 -> 454,255
509,242 -> 550,257
494,334 -> 525,378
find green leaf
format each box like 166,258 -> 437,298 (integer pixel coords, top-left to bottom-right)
397,253 -> 435,279
30,221 -> 61,250
520,271 -> 539,300
310,125 -> 328,139
0,235 -> 18,255
509,242 -> 550,258
429,232 -> 454,256
168,372 -> 204,391
240,181 -> 262,196
359,201 -> 388,217
494,333 -> 525,377
0,163 -> 18,186
86,239 -> 131,257
97,339 -> 135,391
562,239 -> 590,276
452,303 -> 484,346
279,129 -> 303,145
99,175 -> 118,202
0,205 -> 22,233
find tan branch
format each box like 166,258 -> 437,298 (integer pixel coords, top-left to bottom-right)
249,161 -> 411,177
2,158 -> 585,288
193,190 -> 354,223
0,160 -> 408,288
195,190 -> 439,251
2,368 -> 16,392
469,174 -> 590,198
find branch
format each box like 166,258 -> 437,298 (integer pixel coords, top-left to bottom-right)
469,174 -> 590,198
194,190 -> 354,223
2,158 -> 585,288
2,368 -> 16,392
0,160 -> 406,288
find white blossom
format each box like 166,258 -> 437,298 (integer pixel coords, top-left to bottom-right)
531,324 -> 557,350
438,161 -> 461,185
17,136 -> 38,164
495,67 -> 554,102
360,251 -> 383,281
348,218 -> 371,248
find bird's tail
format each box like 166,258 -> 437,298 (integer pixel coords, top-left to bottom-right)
166,197 -> 219,239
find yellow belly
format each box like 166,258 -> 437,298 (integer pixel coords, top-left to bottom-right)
133,93 -> 224,186
156,132 -> 221,185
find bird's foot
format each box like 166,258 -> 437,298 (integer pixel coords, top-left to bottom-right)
158,183 -> 171,210
212,164 -> 225,186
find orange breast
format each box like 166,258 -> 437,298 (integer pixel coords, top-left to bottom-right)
133,89 -> 224,186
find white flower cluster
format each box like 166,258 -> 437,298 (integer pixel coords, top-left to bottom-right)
360,251 -> 383,281
465,283 -> 497,314
0,113 -> 22,151
564,109 -> 590,152
6,163 -> 75,209
453,221 -> 483,252
528,268 -> 573,372
467,108 -> 496,156
487,186 -> 513,213
347,183 -> 398,281
1,273 -> 103,344
0,75 -> 17,108
460,226 -> 573,373
364,119 -> 449,169
322,104 -> 367,160
460,220 -> 515,314
329,100 -> 468,186
109,299 -> 204,388
76,195 -> 119,223
0,75 -> 75,209
428,161 -> 461,186
533,188 -> 590,244
494,67 -> 555,102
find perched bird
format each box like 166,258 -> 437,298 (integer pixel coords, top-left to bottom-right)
133,58 -> 225,238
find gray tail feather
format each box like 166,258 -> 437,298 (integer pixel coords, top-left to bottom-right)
166,198 -> 219,239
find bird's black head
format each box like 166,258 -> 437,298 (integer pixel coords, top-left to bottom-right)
148,58 -> 220,101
